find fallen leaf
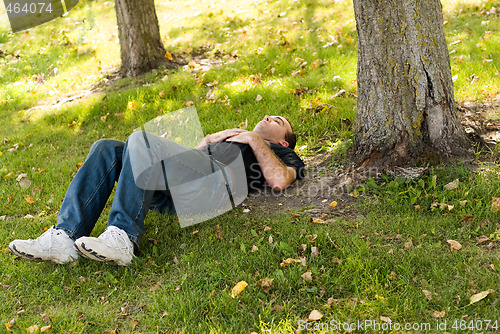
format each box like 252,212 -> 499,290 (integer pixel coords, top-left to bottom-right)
447,239 -> 462,251
469,289 -> 494,305
3,171 -> 14,180
301,270 -> 313,282
68,121 -> 77,127
311,246 -> 319,257
26,325 -> 39,333
298,244 -> 307,254
268,235 -> 273,244
231,281 -> 248,298
127,102 -> 136,110
422,290 -> 433,301
444,179 -> 459,190
307,309 -> 323,321
256,94 -> 263,101
255,278 -> 274,292
280,258 -> 302,267
432,310 -> 446,318
380,316 -> 392,323
329,201 -> 338,208
251,245 -> 258,252
24,197 -> 36,204
41,325 -> 51,332
185,101 -> 195,107
461,214 -> 475,223
149,281 -> 161,292
310,217 -> 327,224
477,235 -> 490,244
165,51 -> 173,61
491,197 -> 500,212
404,238 -> 413,249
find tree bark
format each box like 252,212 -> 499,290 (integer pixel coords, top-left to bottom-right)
114,0 -> 172,77
352,0 -> 471,166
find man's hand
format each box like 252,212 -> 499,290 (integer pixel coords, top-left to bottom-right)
225,131 -> 260,145
195,128 -> 247,150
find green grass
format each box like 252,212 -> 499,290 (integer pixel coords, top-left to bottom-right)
1,0 -> 500,332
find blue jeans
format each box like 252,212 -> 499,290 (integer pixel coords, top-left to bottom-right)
55,132 -> 244,246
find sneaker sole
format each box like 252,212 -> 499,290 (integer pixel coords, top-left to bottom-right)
8,244 -> 44,262
74,242 -> 126,266
8,244 -> 75,264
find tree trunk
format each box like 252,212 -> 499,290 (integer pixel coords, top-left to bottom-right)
114,0 -> 171,77
352,0 -> 471,166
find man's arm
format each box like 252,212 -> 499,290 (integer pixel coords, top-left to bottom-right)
227,132 -> 297,191
195,128 -> 247,150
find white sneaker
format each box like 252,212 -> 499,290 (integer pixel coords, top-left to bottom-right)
74,226 -> 135,266
9,226 -> 78,264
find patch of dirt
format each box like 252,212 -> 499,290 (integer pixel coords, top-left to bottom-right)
243,99 -> 500,218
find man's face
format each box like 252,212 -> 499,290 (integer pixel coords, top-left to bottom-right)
253,115 -> 293,147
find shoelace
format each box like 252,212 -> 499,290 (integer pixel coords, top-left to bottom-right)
37,227 -> 58,258
102,227 -> 132,255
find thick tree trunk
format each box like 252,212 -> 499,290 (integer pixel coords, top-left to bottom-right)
352,0 -> 471,166
114,0 -> 171,77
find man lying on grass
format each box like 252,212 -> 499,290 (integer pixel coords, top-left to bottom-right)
9,115 -> 305,266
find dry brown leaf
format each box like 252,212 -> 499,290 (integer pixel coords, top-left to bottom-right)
256,94 -> 263,102
231,281 -> 248,298
380,316 -> 392,323
469,289 -> 494,305
301,270 -> 313,282
255,278 -> 274,292
447,239 -> 462,251
404,238 -> 413,249
40,325 -> 51,332
491,197 -> 500,212
444,179 -> 459,190
422,289 -> 433,301
251,245 -> 258,252
26,325 -> 39,333
268,235 -> 273,244
461,214 -> 475,223
311,246 -> 319,257
298,244 -> 307,254
185,101 -> 195,107
477,235 -> 490,244
307,309 -> 323,321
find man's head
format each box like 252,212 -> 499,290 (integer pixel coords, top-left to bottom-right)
253,115 -> 297,149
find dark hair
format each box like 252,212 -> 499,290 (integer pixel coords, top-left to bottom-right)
284,120 -> 297,150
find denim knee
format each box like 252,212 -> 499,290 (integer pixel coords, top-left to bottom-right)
88,139 -> 124,157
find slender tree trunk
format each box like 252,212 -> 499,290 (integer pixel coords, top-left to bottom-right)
114,0 -> 171,77
352,0 -> 471,166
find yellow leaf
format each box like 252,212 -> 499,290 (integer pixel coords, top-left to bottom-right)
68,121 -> 77,127
491,197 -> 500,212
447,239 -> 462,251
310,217 -> 327,224
280,258 -> 301,267
26,325 -> 39,333
3,171 -> 14,180
127,102 -> 137,110
231,281 -> 248,298
185,101 -> 195,107
432,310 -> 446,318
329,201 -> 338,208
25,197 -> 36,204
469,289 -> 494,305
165,51 -> 173,61
307,309 -> 323,321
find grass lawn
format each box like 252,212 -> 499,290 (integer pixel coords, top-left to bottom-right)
1,0 -> 500,332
